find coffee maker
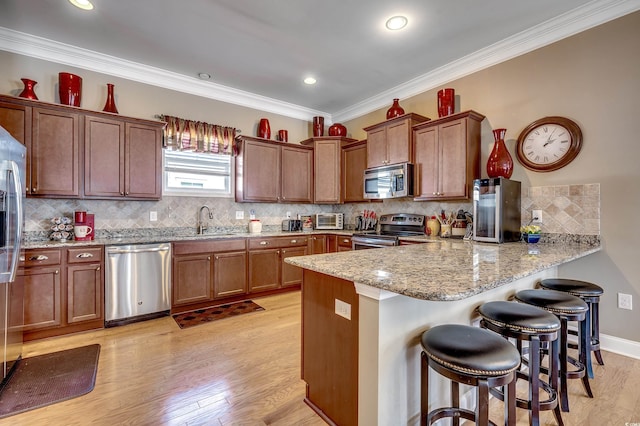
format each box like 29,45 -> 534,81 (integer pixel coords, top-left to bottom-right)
74,211 -> 94,241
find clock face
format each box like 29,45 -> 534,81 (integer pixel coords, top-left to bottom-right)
516,117 -> 582,172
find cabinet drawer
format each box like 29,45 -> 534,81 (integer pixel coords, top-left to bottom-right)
337,236 -> 353,247
67,247 -> 103,264
248,236 -> 308,250
21,249 -> 62,267
173,238 -> 246,255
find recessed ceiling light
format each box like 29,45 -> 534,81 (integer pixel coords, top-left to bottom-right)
304,77 -> 317,85
385,15 -> 408,31
198,72 -> 211,80
69,0 -> 94,10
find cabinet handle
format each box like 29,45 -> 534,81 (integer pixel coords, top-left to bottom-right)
259,241 -> 269,245
282,250 -> 286,254
120,192 -> 124,195
291,239 -> 297,243
126,191 -> 129,195
32,187 -> 37,193
207,256 -> 211,260
19,256 -> 25,262
55,269 -> 59,274
29,255 -> 49,261
96,266 -> 100,271
76,253 -> 94,258
343,239 -> 349,243
215,256 -> 219,260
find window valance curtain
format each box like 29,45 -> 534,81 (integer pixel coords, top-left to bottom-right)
161,115 -> 236,155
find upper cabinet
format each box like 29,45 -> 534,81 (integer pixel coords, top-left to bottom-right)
341,139 -> 368,203
0,95 -> 164,200
300,136 -> 357,204
235,136 -> 313,203
412,110 -> 484,201
363,113 -> 430,168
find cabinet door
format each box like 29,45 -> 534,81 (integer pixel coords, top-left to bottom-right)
342,141 -> 367,203
31,108 -> 80,197
439,118 -> 468,198
85,115 -> 125,197
172,254 -> 213,306
313,140 -> 341,203
337,236 -> 353,252
281,246 -> 307,287
414,126 -> 439,199
366,127 -> 387,168
213,251 -> 247,299
125,122 -> 162,199
309,235 -> 327,254
326,235 -> 338,253
241,139 -> 280,202
0,101 -> 31,193
248,249 -> 280,292
67,263 -> 103,324
281,145 -> 313,203
386,119 -> 412,165
21,265 -> 62,330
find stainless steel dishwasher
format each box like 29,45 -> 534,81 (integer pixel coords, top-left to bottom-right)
105,243 -> 171,327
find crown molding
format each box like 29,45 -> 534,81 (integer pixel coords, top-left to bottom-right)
0,27 -> 328,121
331,0 -> 640,123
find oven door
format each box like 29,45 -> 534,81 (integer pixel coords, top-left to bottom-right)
351,234 -> 398,250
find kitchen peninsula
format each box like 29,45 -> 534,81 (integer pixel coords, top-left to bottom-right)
285,239 -> 601,426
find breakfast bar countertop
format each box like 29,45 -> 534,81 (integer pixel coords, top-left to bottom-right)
284,240 -> 602,301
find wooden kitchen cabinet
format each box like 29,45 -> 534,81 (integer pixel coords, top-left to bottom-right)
337,236 -> 353,251
301,136 -> 357,204
248,248 -> 281,292
364,113 -> 430,168
172,239 -> 247,312
20,246 -> 104,341
248,235 -> 309,293
0,99 -> 31,192
341,139 -> 368,203
84,115 -> 163,200
308,235 -> 327,254
413,110 -> 484,201
236,136 -> 313,203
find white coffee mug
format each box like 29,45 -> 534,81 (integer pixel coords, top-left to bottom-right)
74,225 -> 93,238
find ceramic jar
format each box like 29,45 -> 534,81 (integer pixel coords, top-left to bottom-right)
328,123 -> 347,136
313,116 -> 324,136
426,217 -> 440,237
386,98 -> 405,119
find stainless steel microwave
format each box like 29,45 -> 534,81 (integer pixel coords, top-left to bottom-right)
363,163 -> 414,199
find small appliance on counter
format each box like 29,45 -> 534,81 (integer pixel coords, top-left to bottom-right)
282,219 -> 302,232
472,178 -> 521,243
249,219 -> 262,233
315,213 -> 343,230
74,210 -> 93,241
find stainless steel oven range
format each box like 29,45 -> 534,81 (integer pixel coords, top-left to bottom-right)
351,213 -> 426,250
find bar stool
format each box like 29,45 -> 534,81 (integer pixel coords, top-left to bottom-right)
514,289 -> 592,412
420,324 -> 521,426
478,301 -> 563,426
539,278 -> 605,378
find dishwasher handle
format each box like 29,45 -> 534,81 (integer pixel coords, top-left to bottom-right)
107,246 -> 171,255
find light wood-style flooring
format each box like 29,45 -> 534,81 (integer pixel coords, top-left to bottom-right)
4,291 -> 640,425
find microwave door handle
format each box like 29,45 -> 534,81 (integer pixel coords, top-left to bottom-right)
7,161 -> 23,281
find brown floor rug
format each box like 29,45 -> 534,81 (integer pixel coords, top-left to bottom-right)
0,344 -> 100,418
173,300 -> 265,329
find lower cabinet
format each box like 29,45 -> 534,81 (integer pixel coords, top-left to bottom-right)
248,236 -> 309,293
20,246 -> 104,341
337,236 -> 353,252
213,251 -> 248,299
309,235 -> 327,254
172,253 -> 213,306
326,235 -> 352,252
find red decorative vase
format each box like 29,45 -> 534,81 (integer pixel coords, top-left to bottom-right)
19,78 -> 38,100
328,123 -> 347,136
102,83 -> 119,113
386,98 -> 405,119
487,128 -> 514,178
437,88 -> 455,117
58,72 -> 82,107
313,116 -> 324,137
258,118 -> 271,139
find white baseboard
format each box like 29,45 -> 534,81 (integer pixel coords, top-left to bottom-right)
601,333 -> 640,360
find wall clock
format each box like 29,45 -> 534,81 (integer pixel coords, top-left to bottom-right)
516,116 -> 582,172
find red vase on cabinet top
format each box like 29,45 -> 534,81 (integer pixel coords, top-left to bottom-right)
19,78 -> 38,100
386,98 -> 405,119
102,83 -> 119,113
486,128 -> 514,179
328,123 -> 347,136
258,118 -> 271,139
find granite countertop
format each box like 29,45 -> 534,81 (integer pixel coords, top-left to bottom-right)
284,240 -> 602,301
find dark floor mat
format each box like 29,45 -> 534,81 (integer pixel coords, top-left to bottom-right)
173,300 -> 265,329
0,344 -> 100,418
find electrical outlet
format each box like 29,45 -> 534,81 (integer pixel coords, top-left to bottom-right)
249,209 -> 256,220
149,211 -> 157,221
235,210 -> 244,220
618,293 -> 633,310
532,210 -> 543,223
335,299 -> 351,320
286,211 -> 291,219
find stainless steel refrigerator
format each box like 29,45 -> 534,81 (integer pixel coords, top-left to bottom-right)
0,125 -> 26,386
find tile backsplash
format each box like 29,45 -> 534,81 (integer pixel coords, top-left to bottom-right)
24,183 -> 600,236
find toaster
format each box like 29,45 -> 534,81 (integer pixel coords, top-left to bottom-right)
282,219 -> 302,232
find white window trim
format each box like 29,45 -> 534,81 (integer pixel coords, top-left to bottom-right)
162,150 -> 234,198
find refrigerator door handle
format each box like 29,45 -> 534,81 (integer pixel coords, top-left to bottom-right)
7,161 -> 23,281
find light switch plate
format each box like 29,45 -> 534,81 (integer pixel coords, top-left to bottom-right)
335,299 -> 351,320
235,210 -> 244,220
532,210 -> 543,223
149,211 -> 157,221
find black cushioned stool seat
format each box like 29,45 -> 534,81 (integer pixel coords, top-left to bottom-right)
478,301 -> 564,426
515,289 -> 592,413
421,324 -> 521,426
540,278 -> 605,378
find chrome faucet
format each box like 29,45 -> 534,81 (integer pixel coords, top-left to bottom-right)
197,205 -> 213,234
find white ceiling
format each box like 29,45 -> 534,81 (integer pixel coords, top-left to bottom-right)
0,0 -> 638,121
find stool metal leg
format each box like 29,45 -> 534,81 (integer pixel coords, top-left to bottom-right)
421,352 -> 429,425
559,318 -> 570,412
579,316 -> 594,398
592,300 -> 605,366
550,337 -> 565,426
529,338 -> 541,426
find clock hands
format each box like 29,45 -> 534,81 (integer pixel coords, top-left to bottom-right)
543,128 -> 558,147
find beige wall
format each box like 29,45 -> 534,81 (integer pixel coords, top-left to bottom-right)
345,12 -> 640,343
1,11 -> 639,342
